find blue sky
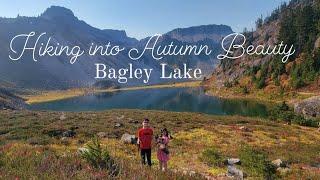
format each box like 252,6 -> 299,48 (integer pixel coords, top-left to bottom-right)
0,0 -> 289,39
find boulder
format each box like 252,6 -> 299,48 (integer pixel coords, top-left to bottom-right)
120,133 -> 137,144
97,132 -> 108,138
272,159 -> 285,168
114,123 -> 123,128
227,165 -> 244,180
227,158 -> 241,165
314,36 -> 320,49
59,113 -> 67,121
189,171 -> 196,176
277,167 -> 291,175
77,147 -> 89,154
294,96 -> 320,118
239,126 -> 251,132
62,130 -> 76,137
272,159 -> 290,174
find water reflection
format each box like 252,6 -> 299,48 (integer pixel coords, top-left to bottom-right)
29,88 -> 269,117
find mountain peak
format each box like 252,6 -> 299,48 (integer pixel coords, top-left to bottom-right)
41,6 -> 77,20
103,29 -> 127,38
168,24 -> 233,36
166,24 -> 233,43
103,29 -> 138,45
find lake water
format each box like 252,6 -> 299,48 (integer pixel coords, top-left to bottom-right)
29,88 -> 269,117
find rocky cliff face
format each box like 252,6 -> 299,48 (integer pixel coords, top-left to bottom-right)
211,21 -> 280,87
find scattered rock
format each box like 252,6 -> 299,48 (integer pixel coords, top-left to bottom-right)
314,36 -> 320,49
97,132 -> 108,138
272,159 -> 291,174
227,165 -> 244,180
227,158 -> 241,165
59,113 -> 67,120
277,167 -> 291,174
78,147 -> 89,154
114,123 -> 123,128
120,133 -> 137,144
239,126 -> 251,132
62,130 -> 76,137
182,170 -> 188,175
61,137 -> 68,141
294,96 -> 320,118
272,159 -> 285,168
189,171 -> 196,176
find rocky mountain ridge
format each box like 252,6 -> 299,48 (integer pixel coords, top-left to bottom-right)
0,6 -> 233,90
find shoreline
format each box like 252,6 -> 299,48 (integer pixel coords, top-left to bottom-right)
203,85 -> 318,106
23,80 -> 318,106
24,81 -> 201,104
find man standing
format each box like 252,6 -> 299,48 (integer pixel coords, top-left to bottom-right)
137,118 -> 153,166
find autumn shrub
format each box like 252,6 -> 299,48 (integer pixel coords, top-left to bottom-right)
269,101 -> 319,127
239,146 -> 276,179
292,116 -> 319,127
79,137 -> 119,176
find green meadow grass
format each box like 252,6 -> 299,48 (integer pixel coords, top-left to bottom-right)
0,109 -> 319,179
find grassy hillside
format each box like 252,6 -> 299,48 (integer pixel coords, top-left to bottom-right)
0,109 -> 319,179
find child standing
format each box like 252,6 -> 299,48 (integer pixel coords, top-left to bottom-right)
157,128 -> 170,171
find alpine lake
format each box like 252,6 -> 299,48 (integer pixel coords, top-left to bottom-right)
29,87 -> 269,117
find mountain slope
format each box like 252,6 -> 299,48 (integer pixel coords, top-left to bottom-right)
207,0 -> 320,94
0,6 -> 145,89
138,24 -> 233,77
0,6 -> 233,90
0,88 -> 27,109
